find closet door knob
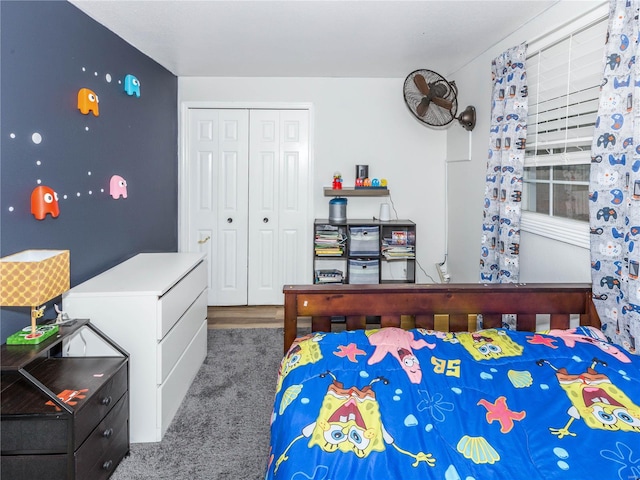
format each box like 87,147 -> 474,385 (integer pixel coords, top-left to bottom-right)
263,217 -> 269,223
227,218 -> 233,223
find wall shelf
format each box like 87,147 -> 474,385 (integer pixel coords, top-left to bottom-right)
324,187 -> 390,197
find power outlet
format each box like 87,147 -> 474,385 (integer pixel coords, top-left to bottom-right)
436,261 -> 450,283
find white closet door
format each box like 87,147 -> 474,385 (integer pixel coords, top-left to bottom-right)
187,109 -> 249,305
248,110 -> 310,304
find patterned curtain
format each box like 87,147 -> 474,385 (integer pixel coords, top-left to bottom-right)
480,44 -> 528,284
590,0 -> 639,354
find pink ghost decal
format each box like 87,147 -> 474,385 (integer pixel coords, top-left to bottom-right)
77,88 -> 99,116
367,327 -> 435,383
31,185 -> 60,220
110,175 -> 128,199
548,328 -> 631,363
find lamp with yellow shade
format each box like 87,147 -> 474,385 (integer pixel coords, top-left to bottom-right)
0,249 -> 70,345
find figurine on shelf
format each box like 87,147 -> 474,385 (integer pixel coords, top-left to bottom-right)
332,171 -> 343,190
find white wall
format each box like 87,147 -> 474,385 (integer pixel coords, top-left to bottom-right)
179,78 -> 447,283
445,0 -> 603,283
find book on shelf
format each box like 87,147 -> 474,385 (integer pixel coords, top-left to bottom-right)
383,252 -> 416,260
315,248 -> 343,256
315,269 -> 344,283
391,231 -> 407,245
384,231 -> 415,246
315,229 -> 346,256
381,244 -> 415,260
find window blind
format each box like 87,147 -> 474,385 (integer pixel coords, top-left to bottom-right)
525,16 -> 608,167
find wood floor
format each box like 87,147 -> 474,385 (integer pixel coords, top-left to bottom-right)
207,305 -> 311,329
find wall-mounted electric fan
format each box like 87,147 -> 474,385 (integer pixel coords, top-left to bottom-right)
403,69 -> 476,131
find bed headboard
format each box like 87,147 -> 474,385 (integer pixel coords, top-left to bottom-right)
282,283 -> 600,353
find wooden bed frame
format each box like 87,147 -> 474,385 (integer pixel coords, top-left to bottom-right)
283,283 -> 600,352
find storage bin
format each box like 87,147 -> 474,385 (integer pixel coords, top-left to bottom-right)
329,198 -> 347,223
348,259 -> 379,284
349,226 -> 379,256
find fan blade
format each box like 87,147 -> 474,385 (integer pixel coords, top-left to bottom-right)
432,96 -> 453,111
413,74 -> 430,96
416,97 -> 431,117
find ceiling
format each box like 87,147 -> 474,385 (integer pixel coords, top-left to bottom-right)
69,0 -> 559,78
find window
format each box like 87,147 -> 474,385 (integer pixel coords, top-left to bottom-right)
522,6 -> 608,247
523,164 -> 590,221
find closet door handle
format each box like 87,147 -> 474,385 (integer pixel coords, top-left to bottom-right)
227,218 -> 233,223
198,236 -> 211,244
263,217 -> 269,223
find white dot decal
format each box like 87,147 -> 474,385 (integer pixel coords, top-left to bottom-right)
31,132 -> 42,144
85,126 -> 89,131
88,171 -> 92,176
106,73 -> 112,82
9,133 -> 16,139
37,179 -> 42,184
77,192 -> 81,197
8,207 -> 14,212
36,160 -> 41,166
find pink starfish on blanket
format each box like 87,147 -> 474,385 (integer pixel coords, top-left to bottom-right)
367,328 -> 435,383
547,328 -> 631,363
334,343 -> 366,362
477,396 -> 526,433
526,334 -> 558,348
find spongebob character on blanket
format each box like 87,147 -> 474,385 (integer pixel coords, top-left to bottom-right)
274,373 -> 435,473
537,357 -> 640,438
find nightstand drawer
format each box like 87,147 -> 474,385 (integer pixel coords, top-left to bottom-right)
0,453 -> 68,479
76,392 -> 129,480
73,359 -> 128,449
157,261 -> 207,339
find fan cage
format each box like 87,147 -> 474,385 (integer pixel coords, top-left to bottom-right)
403,69 -> 459,128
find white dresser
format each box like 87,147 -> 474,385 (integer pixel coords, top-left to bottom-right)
63,253 -> 208,443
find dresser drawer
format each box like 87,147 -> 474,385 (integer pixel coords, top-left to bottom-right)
158,319 -> 207,438
75,392 -> 129,480
158,290 -> 207,384
157,261 -> 207,339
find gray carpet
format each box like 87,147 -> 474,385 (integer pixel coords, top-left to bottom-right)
111,328 -> 285,480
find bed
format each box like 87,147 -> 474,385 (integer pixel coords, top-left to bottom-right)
266,283 -> 640,480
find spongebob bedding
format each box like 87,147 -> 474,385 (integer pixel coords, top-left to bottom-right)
265,326 -> 640,480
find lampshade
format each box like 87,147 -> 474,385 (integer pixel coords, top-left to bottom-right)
0,249 -> 70,345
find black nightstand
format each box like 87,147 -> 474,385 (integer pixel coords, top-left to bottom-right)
1,319 -> 129,479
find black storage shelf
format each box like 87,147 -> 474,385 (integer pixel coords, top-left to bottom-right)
313,219 -> 416,285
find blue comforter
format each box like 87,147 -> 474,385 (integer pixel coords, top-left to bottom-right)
265,326 -> 640,480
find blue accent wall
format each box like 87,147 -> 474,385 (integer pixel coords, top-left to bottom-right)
0,1 -> 178,341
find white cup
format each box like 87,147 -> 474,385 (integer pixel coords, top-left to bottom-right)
379,203 -> 390,221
